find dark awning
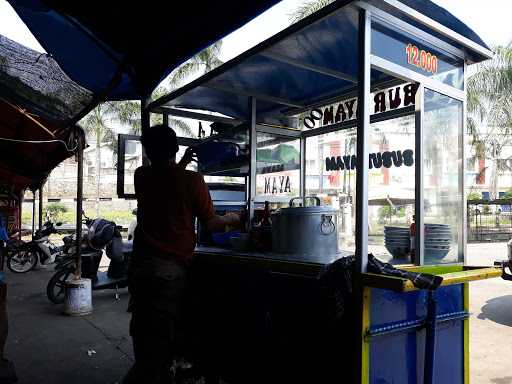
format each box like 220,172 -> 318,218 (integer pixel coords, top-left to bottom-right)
0,35 -> 85,192
0,97 -> 80,193
0,1 -> 283,190
7,0 -> 282,100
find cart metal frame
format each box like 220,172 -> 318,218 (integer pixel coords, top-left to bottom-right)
139,0 -> 490,269
116,3 -> 495,382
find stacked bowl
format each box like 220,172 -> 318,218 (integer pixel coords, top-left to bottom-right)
384,226 -> 410,259
425,224 -> 451,260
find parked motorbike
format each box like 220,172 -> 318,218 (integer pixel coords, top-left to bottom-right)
7,220 -> 64,273
127,208 -> 137,241
499,239 -> 512,281
46,213 -> 132,304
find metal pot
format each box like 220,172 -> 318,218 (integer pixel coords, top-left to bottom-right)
271,197 -> 338,260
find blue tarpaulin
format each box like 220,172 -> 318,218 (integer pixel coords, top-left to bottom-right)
0,0 -> 282,190
7,0 -> 282,100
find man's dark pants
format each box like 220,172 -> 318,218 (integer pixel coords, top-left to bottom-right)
123,261 -> 187,384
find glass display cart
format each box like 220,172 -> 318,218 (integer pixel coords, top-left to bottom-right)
117,1 -> 500,383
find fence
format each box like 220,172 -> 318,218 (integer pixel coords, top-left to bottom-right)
467,199 -> 512,242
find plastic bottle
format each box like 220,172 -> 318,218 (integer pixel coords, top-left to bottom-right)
260,201 -> 272,251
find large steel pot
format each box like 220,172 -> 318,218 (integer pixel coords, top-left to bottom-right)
271,197 -> 338,261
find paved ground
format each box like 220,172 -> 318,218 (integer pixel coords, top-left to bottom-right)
467,243 -> 512,384
2,244 -> 512,383
5,260 -> 132,384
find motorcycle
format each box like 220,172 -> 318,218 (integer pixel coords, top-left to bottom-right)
499,239 -> 512,281
127,208 -> 137,241
7,220 -> 64,273
46,213 -> 132,304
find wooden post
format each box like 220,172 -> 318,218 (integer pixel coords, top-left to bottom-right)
31,191 -> 36,238
141,97 -> 151,166
39,185 -> 43,230
17,194 -> 21,241
75,131 -> 84,278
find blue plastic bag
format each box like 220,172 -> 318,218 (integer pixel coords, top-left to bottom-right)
0,214 -> 8,242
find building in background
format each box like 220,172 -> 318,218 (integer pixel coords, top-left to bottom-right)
466,129 -> 512,199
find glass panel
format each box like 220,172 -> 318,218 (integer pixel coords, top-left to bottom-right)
423,90 -> 463,264
122,139 -> 245,196
256,132 -> 300,206
299,83 -> 418,130
194,125 -> 249,177
368,115 -> 415,265
306,128 -> 357,253
305,115 -> 416,263
123,140 -> 143,195
372,20 -> 464,90
203,175 -> 245,184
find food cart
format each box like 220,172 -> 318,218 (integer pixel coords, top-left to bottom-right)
117,1 -> 501,382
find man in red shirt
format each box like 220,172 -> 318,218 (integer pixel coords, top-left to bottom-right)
124,125 -> 240,383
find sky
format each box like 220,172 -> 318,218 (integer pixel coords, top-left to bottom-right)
219,0 -> 512,62
0,0 -> 511,81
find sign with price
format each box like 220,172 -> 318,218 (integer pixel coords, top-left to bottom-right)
405,44 -> 438,75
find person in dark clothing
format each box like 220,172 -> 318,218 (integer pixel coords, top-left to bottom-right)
123,125 -> 240,384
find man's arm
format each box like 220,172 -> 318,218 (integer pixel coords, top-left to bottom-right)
205,212 -> 240,233
193,175 -> 240,233
178,147 -> 197,168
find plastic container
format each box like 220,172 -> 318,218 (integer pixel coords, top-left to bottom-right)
195,142 -> 239,168
64,278 -> 92,316
212,231 -> 241,246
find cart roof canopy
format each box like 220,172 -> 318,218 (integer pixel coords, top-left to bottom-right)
7,0 -> 281,100
148,0 -> 492,126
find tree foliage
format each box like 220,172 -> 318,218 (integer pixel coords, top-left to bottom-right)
289,0 -> 334,23
467,42 -> 512,199
467,191 -> 482,201
80,40 -> 224,147
45,202 -> 68,222
163,41 -> 223,90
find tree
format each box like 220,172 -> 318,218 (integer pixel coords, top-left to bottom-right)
151,41 -> 225,137
109,41 -> 226,140
289,0 -> 334,23
164,41 -> 223,88
80,102 -> 119,215
45,202 -> 68,222
467,191 -> 482,201
467,43 -> 512,199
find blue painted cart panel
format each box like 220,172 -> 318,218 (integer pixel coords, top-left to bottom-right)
369,284 -> 465,384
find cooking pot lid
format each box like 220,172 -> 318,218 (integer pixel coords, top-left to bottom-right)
272,205 -> 338,216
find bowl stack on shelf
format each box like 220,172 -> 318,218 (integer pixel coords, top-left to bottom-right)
384,226 -> 410,259
425,224 -> 451,260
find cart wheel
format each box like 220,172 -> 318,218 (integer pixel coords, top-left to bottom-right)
7,250 -> 38,273
47,267 -> 74,304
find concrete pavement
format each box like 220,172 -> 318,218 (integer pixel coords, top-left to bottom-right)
467,242 -> 512,384
5,265 -> 132,384
2,243 -> 512,383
